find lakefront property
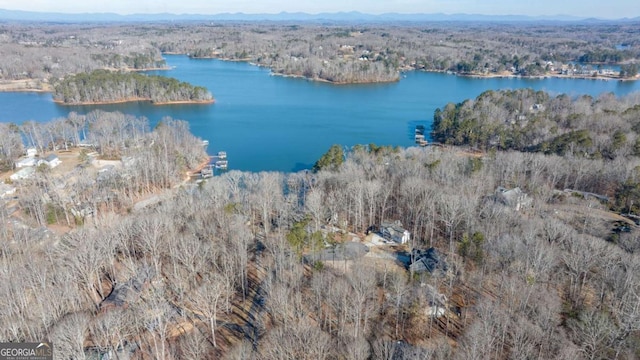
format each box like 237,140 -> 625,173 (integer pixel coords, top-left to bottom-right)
1,7 -> 640,359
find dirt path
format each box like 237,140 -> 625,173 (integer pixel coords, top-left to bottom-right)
174,157 -> 212,189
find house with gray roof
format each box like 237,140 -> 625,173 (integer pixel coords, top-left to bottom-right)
38,154 -> 61,168
0,183 -> 16,199
10,167 -> 35,181
15,157 -> 36,168
380,220 -> 410,244
494,186 -> 532,211
410,247 -> 447,274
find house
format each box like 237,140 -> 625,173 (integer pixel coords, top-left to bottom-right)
423,283 -> 448,318
410,248 -> 447,274
494,186 -> 532,211
530,103 -> 544,111
70,206 -> 95,219
0,183 -> 16,199
100,265 -> 155,311
38,154 -> 61,168
121,156 -> 136,168
10,167 -> 35,181
15,157 -> 36,168
96,165 -> 116,182
26,148 -> 37,158
380,220 -> 410,244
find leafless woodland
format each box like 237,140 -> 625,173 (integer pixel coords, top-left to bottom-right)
0,21 -> 639,85
1,91 -> 640,358
2,18 -> 640,359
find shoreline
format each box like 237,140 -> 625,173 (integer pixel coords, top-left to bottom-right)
53,98 -> 215,106
129,66 -> 172,72
176,53 -> 400,84
0,65 -> 173,93
269,71 -> 400,85
0,80 -> 52,93
179,156 -> 214,186
101,66 -> 173,72
177,53 -> 640,84
1,57 -> 638,95
0,88 -> 50,93
424,69 -> 639,82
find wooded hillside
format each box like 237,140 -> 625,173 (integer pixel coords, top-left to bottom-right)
432,89 -> 640,160
1,22 -> 639,85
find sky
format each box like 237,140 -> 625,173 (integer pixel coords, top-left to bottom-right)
0,0 -> 638,19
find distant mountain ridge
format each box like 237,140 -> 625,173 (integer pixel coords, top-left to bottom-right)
0,9 -> 637,23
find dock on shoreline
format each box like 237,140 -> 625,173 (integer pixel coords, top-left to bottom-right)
200,151 -> 228,178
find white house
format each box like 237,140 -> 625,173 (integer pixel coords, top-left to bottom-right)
380,221 -> 411,244
0,183 -> 16,199
39,154 -> 61,168
10,167 -> 35,181
495,187 -> 532,211
26,148 -> 37,158
15,157 -> 37,168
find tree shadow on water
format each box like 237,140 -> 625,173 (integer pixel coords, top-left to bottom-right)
291,162 -> 313,172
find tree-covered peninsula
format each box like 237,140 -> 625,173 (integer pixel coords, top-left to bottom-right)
432,88 -> 640,159
52,70 -> 214,105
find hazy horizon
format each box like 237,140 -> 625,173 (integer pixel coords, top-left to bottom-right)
0,0 -> 637,19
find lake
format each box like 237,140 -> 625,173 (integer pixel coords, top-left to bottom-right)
1,55 -> 640,172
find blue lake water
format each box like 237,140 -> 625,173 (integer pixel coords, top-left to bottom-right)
1,55 -> 640,172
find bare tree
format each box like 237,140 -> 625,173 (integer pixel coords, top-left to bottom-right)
190,277 -> 231,348
223,339 -> 256,360
344,336 -> 371,360
91,308 -> 137,359
346,259 -> 377,339
260,320 -> 332,360
178,329 -> 210,360
49,313 -> 89,360
568,310 -> 615,360
372,338 -> 397,360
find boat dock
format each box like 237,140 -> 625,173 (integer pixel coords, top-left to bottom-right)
214,160 -> 228,169
200,166 -> 214,178
200,150 -> 228,178
415,125 -> 428,147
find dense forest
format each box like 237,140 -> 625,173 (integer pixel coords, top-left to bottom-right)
2,87 -> 640,358
52,70 -> 213,104
0,22 -> 639,86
